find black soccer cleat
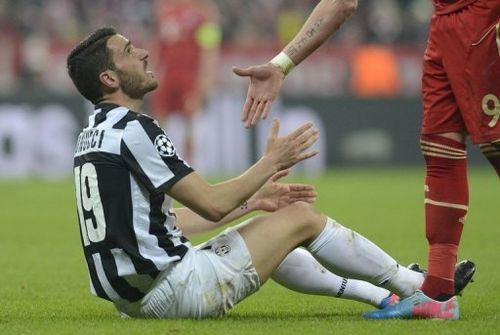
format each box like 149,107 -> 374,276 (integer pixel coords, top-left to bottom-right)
407,260 -> 476,296
454,260 -> 476,295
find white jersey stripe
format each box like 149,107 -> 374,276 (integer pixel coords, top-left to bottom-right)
87,113 -> 96,129
123,120 -> 175,188
92,253 -> 121,301
111,248 -> 138,277
89,276 -> 97,296
99,106 -> 129,128
98,129 -> 123,155
130,175 -> 181,268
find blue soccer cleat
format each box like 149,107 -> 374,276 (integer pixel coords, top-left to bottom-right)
378,293 -> 400,309
364,290 -> 459,320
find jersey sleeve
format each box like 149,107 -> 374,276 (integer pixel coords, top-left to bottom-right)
120,115 -> 193,193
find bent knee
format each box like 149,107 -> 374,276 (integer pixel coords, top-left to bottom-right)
285,201 -> 317,217
281,201 -> 325,230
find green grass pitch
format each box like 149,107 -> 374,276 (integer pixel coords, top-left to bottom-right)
0,168 -> 498,334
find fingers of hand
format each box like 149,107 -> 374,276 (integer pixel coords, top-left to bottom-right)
289,186 -> 317,203
250,101 -> 265,126
260,101 -> 272,121
290,189 -> 317,198
271,169 -> 289,182
241,96 -> 253,123
244,98 -> 261,128
287,122 -> 314,142
232,66 -> 251,77
295,150 -> 320,163
291,196 -> 316,204
288,128 -> 319,163
289,184 -> 316,193
269,118 -> 280,139
295,127 -> 319,148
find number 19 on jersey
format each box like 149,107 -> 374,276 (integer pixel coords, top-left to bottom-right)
74,163 -> 107,246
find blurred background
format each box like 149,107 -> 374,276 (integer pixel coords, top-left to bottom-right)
0,0 -> 489,179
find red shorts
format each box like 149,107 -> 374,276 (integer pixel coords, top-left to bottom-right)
421,0 -> 500,144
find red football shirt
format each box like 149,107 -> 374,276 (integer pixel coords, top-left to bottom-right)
432,0 -> 478,14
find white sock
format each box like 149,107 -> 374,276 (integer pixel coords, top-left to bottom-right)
272,248 -> 391,307
307,218 -> 423,297
383,265 -> 424,298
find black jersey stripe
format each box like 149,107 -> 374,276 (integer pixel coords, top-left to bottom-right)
120,142 -> 159,193
149,192 -> 189,259
101,250 -> 145,302
95,160 -> 162,276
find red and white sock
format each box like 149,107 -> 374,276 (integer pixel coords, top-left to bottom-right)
420,134 -> 468,300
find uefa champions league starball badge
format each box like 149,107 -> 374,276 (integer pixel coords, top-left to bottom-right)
154,134 -> 176,157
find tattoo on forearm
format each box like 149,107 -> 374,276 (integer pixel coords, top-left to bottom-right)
286,18 -> 325,58
287,46 -> 299,58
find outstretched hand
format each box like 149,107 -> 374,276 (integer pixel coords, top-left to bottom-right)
233,63 -> 285,128
250,170 -> 317,212
264,119 -> 319,171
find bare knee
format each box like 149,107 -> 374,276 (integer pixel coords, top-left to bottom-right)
280,201 -> 326,237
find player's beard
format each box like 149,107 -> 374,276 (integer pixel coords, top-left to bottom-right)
116,68 -> 158,99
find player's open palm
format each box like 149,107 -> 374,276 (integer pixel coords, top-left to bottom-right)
251,170 -> 317,212
264,119 -> 319,171
233,63 -> 285,128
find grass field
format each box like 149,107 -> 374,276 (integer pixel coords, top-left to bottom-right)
1,168 -> 499,334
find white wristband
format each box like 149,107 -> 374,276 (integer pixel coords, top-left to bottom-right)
270,52 -> 295,76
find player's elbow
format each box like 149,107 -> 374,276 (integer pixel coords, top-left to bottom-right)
199,204 -> 226,223
206,211 -> 225,223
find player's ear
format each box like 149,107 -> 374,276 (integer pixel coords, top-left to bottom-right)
99,70 -> 119,89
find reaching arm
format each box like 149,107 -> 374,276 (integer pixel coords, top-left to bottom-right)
168,119 -> 318,222
281,0 -> 358,66
233,0 -> 358,128
174,170 -> 317,237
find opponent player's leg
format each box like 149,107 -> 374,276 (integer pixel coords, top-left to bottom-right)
417,26 -> 471,300
272,248 -> 395,308
419,132 -> 468,301
236,201 -> 423,298
479,141 -> 500,177
364,131 -> 468,320
466,16 -> 500,177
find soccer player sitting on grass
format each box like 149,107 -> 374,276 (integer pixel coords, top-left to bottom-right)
67,27 -> 473,319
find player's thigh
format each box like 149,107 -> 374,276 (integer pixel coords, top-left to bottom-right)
421,46 -> 466,136
236,202 -> 326,283
122,231 -> 261,319
462,20 -> 500,144
182,229 -> 261,318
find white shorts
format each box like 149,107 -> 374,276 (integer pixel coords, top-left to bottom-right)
115,227 -> 260,319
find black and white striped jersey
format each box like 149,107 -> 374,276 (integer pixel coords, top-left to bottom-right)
73,103 -> 194,303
